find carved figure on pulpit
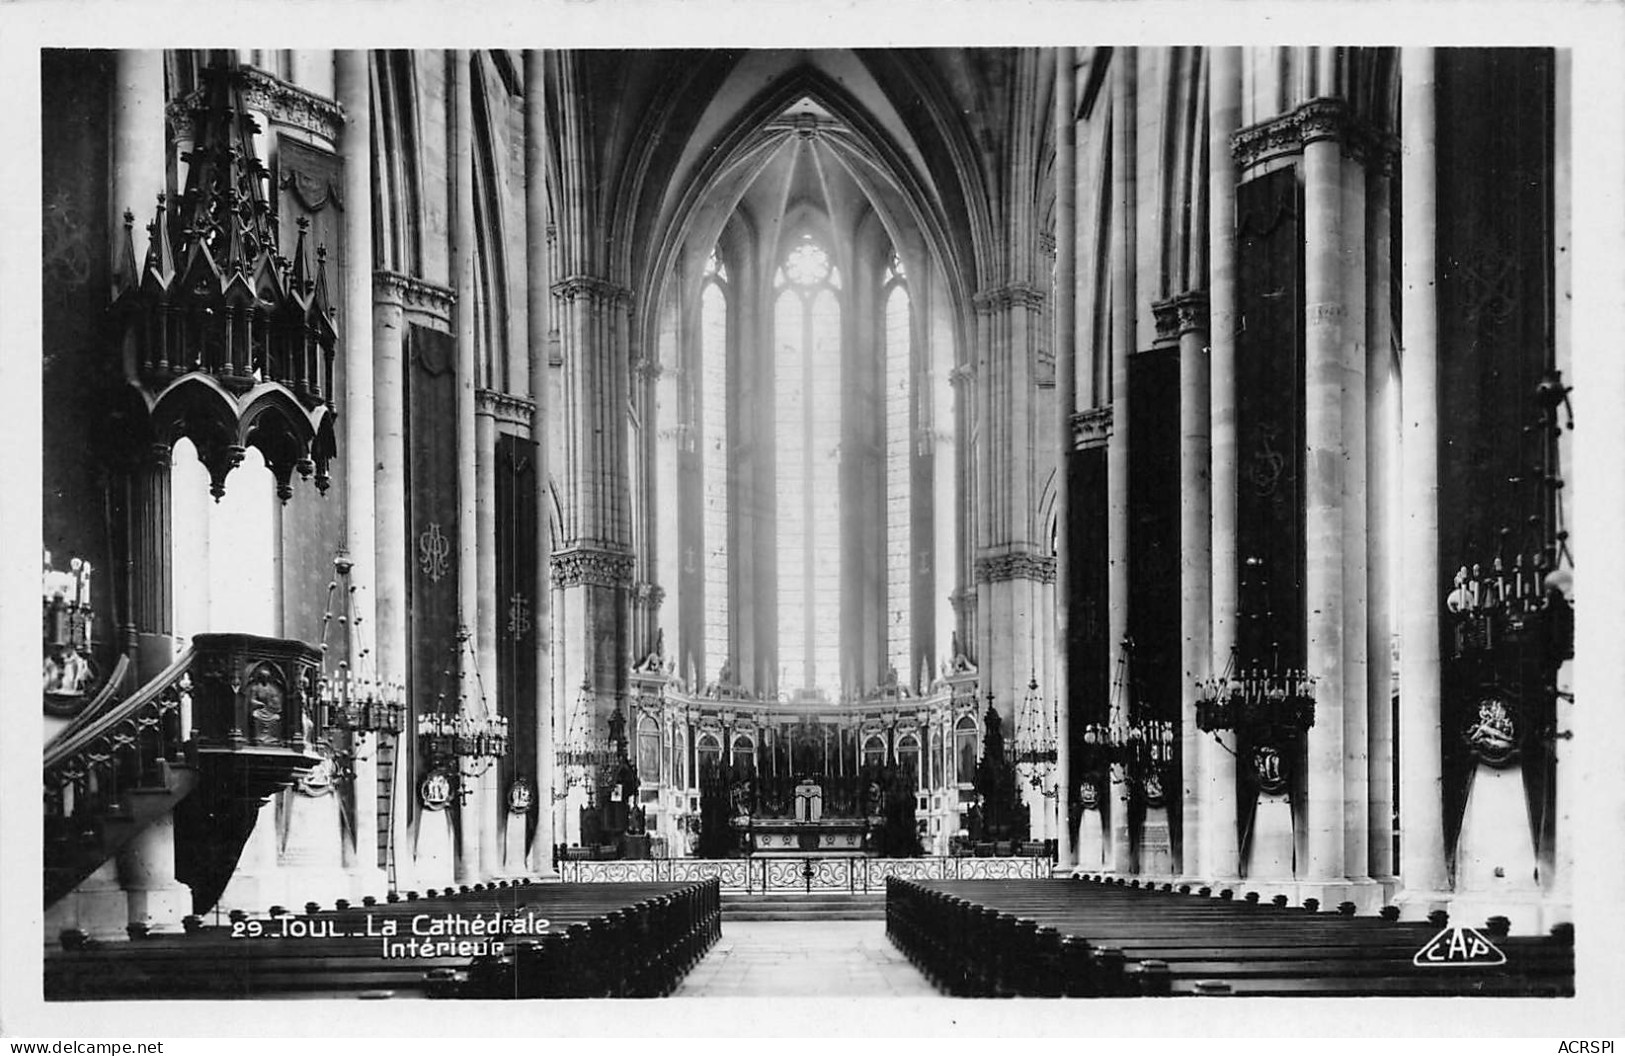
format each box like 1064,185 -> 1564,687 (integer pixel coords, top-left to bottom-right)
246,664 -> 285,744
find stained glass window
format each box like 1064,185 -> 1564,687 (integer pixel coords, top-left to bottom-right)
775,235 -> 843,696
701,253 -> 730,683
884,256 -> 912,684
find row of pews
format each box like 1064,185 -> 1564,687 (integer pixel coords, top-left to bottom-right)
46,878 -> 720,1000
887,875 -> 1575,997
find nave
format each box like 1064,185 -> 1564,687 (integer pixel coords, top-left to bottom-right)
43,872 -> 1573,1000
32,42 -> 1600,1020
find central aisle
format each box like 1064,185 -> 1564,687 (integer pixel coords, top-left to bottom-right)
671,921 -> 941,998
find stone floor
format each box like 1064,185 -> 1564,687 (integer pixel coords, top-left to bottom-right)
671,921 -> 942,998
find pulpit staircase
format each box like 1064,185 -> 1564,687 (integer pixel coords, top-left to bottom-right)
44,634 -> 325,913
44,649 -> 197,906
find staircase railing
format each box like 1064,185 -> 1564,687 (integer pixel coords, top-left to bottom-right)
44,646 -> 196,828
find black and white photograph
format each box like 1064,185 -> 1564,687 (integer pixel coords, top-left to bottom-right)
4,0 -> 1625,1042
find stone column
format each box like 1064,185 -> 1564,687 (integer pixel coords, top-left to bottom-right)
1052,46 -> 1077,868
1176,291 -> 1210,879
372,284 -> 409,889
111,51 -> 164,273
1396,47 -> 1451,905
114,51 -> 174,682
1202,45 -> 1242,883
451,50 -> 483,881
970,284 -> 1045,739
1301,103 -> 1347,883
1366,159 -> 1397,883
129,445 -> 174,681
524,48 -> 558,878
1340,141 -> 1371,884
117,813 -> 191,933
1548,47 -> 1574,926
476,401 -> 501,879
1107,47 -> 1136,874
948,366 -> 977,656
336,48 -> 382,891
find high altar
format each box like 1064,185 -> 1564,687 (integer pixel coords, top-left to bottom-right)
566,651 -> 1009,857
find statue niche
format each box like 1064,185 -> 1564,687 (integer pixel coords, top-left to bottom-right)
246,663 -> 286,745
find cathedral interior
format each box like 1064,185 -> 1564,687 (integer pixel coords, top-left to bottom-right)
27,43 -> 1604,1006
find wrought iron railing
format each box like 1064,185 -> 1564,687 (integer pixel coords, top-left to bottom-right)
558,855 -> 1053,894
44,646 -> 196,832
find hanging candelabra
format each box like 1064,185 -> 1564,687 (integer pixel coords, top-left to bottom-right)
309,554 -> 407,785
1193,646 -> 1317,734
1444,369 -> 1575,768
415,625 -> 508,806
1013,672 -> 1058,797
555,679 -> 617,795
1445,370 -> 1573,667
1080,638 -> 1176,801
316,554 -> 407,738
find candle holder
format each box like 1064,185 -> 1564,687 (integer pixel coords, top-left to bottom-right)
1194,647 -> 1317,734
1079,638 -> 1179,804
1012,674 -> 1059,797
315,553 -> 409,752
42,551 -> 99,711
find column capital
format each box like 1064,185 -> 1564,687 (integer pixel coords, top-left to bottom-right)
1297,97 -> 1349,145
551,544 -> 636,590
974,550 -> 1057,584
1172,289 -> 1210,335
1071,405 -> 1113,450
475,388 -> 535,428
375,270 -> 456,329
168,66 -> 345,146
972,282 -> 1046,314
632,357 -> 663,382
1152,298 -> 1182,344
552,275 -> 632,308
948,363 -> 977,388
1232,97 -> 1397,173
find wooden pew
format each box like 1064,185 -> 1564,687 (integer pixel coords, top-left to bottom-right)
47,878 -> 721,1001
886,877 -> 1573,998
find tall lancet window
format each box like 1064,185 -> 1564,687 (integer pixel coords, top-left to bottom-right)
701,250 -> 730,680
883,253 -> 912,682
775,235 -> 843,695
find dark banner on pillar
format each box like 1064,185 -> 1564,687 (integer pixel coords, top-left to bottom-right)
1127,352 -> 1180,702
41,52 -> 118,673
1235,167 -> 1306,669
1067,444 -> 1110,824
1235,166 -> 1306,848
1436,49 -> 1556,861
1129,345 -> 1181,843
273,135 -> 347,648
497,432 -> 540,849
405,325 -> 461,817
